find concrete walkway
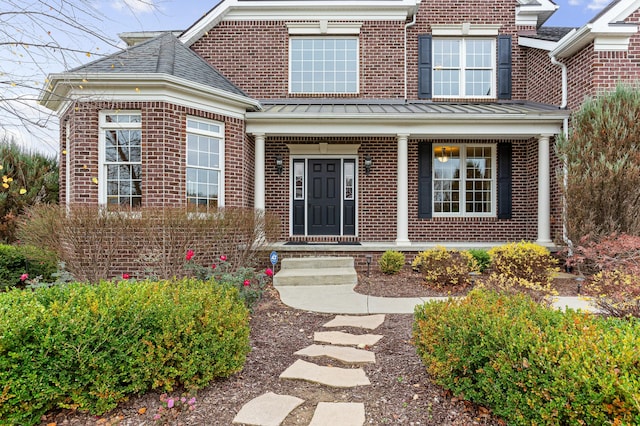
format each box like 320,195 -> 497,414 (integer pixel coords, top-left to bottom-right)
275,284 -> 597,314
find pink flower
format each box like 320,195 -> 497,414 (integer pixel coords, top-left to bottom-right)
265,268 -> 274,277
243,279 -> 251,287
167,398 -> 174,409
153,414 -> 161,420
188,397 -> 196,406
220,254 -> 227,261
186,250 -> 194,261
122,273 -> 130,279
19,273 -> 28,281
211,264 -> 217,270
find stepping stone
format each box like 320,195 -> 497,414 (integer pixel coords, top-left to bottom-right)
314,331 -> 383,347
309,402 -> 365,426
295,344 -> 376,364
280,359 -> 370,387
232,392 -> 304,425
323,314 -> 385,330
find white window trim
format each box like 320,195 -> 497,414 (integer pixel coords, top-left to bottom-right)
432,38 -> 496,99
432,143 -> 497,218
287,21 -> 362,35
431,23 -> 501,36
185,116 -> 225,209
98,110 -> 142,208
288,36 -> 360,95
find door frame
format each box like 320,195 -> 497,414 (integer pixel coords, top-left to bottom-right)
289,154 -> 359,237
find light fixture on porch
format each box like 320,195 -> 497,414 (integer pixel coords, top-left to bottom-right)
275,155 -> 283,175
364,155 -> 372,175
437,147 -> 449,163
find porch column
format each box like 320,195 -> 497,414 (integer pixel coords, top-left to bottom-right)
254,133 -> 265,211
537,134 -> 552,244
396,133 -> 411,246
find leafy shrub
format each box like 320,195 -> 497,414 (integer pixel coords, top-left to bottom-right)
0,244 -> 58,289
488,241 -> 557,285
185,252 -> 274,309
585,270 -> 640,318
378,250 -> 405,275
569,232 -> 640,275
0,278 -> 250,425
467,249 -> 490,273
18,205 -> 280,282
556,84 -> 640,242
413,289 -> 640,425
0,140 -> 59,243
412,246 -> 477,286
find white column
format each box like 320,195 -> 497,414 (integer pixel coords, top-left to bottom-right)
254,133 -> 265,211
396,133 -> 411,246
537,135 -> 552,244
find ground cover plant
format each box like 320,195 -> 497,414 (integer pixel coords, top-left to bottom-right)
0,278 -> 250,426
413,289 -> 640,425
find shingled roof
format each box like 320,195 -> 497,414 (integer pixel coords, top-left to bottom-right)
66,32 -> 248,98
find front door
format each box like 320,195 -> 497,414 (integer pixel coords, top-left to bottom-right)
308,159 -> 340,235
292,158 -> 356,236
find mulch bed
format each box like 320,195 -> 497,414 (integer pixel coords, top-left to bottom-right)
39,267 -> 585,426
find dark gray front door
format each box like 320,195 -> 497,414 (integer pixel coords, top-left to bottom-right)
308,159 -> 340,235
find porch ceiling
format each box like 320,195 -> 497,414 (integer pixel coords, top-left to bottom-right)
246,100 -> 570,138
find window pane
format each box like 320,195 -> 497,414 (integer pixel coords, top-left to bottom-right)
185,117 -> 222,212
465,70 -> 492,97
290,37 -> 358,94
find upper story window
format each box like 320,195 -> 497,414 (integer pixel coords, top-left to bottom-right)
433,38 -> 495,98
99,111 -> 142,210
289,37 -> 359,94
186,117 -> 224,212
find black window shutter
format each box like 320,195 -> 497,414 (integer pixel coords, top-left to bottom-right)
418,142 -> 432,218
497,143 -> 512,219
497,35 -> 512,100
418,35 -> 432,99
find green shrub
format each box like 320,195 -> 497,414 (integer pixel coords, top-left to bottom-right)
467,249 -> 490,273
0,278 -> 250,425
411,246 -> 477,286
413,289 -> 640,425
488,241 -> 558,287
378,250 -> 405,275
0,244 -> 58,289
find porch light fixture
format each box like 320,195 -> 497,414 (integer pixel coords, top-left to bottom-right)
276,155 -> 283,175
438,147 -> 449,163
365,254 -> 373,277
364,155 -> 372,175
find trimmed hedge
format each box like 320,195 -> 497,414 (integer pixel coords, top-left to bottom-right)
413,289 -> 640,425
0,278 -> 250,425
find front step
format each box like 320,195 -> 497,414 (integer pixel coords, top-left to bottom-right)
274,256 -> 357,286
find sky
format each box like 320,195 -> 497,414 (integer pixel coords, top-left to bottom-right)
1,0 -> 612,157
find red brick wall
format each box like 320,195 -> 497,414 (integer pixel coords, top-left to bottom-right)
61,101 -> 247,208
191,0 -> 529,101
526,47 -> 563,105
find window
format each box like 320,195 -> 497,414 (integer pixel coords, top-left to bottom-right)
433,144 -> 495,216
289,37 -> 359,94
186,117 -> 223,212
433,38 -> 495,98
99,111 -> 142,210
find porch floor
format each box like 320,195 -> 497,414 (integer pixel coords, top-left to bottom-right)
266,241 -> 558,253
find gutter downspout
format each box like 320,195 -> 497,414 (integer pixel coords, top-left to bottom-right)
550,54 -> 572,254
404,10 -> 417,102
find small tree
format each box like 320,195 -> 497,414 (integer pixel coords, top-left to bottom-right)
0,139 -> 58,242
556,84 -> 640,243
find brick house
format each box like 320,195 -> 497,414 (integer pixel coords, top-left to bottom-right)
40,0 -> 640,258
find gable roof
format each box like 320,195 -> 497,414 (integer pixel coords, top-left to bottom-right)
65,32 -> 248,98
550,0 -> 640,57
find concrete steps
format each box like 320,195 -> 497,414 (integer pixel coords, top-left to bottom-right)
273,256 -> 357,286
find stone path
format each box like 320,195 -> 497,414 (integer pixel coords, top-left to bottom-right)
232,314 -> 385,425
